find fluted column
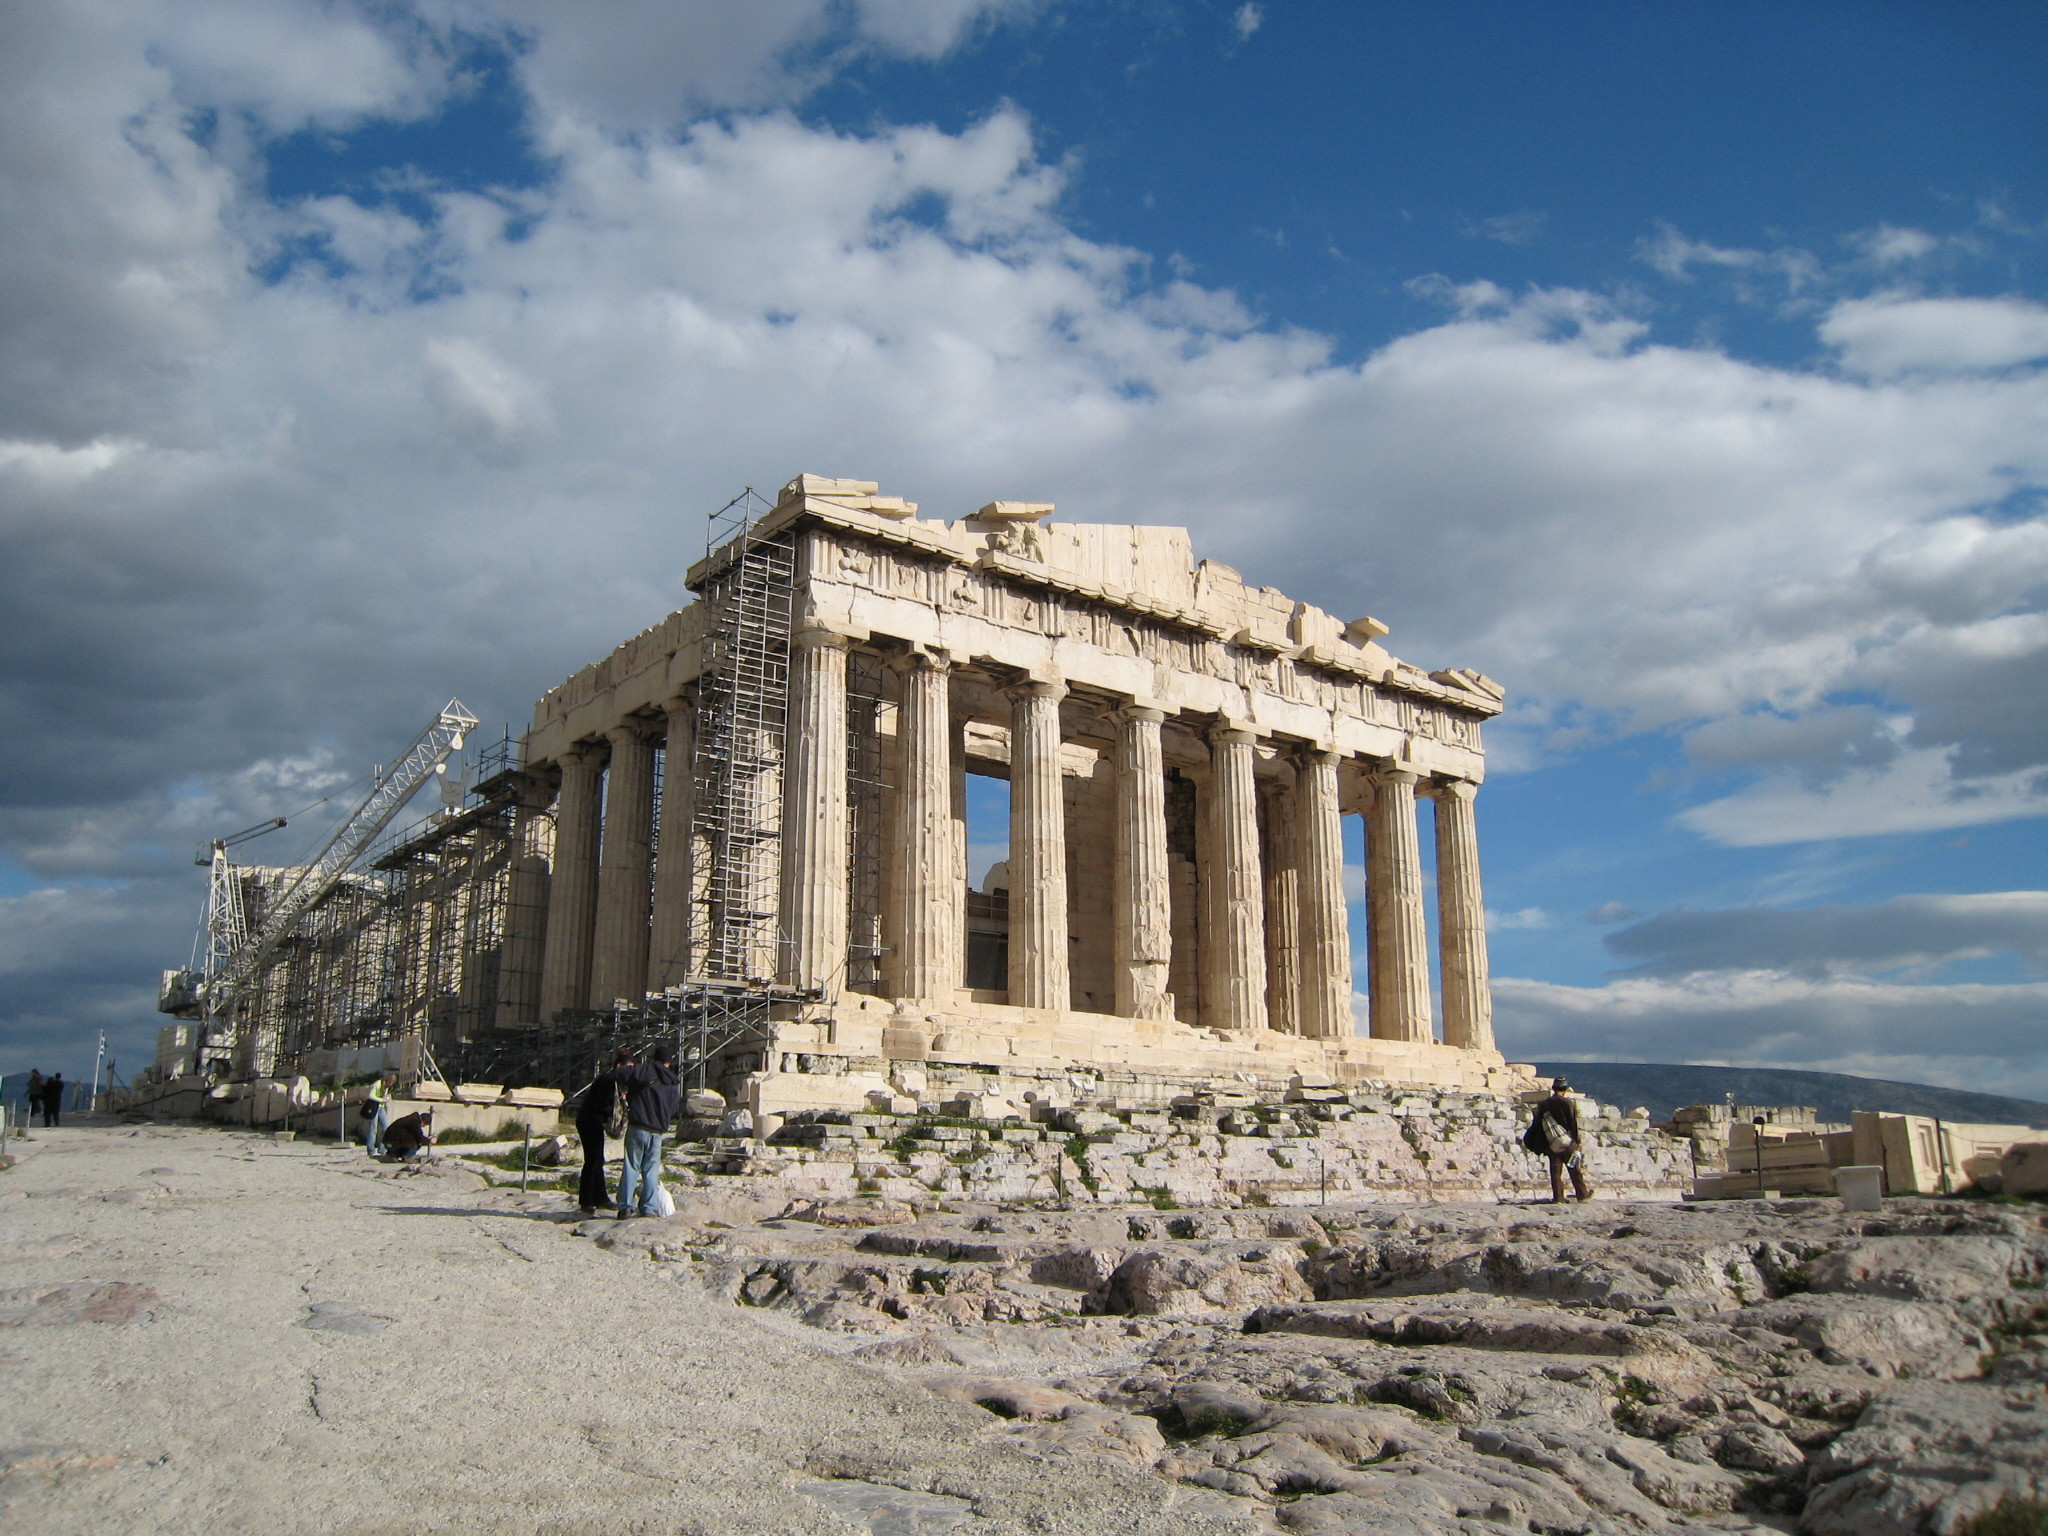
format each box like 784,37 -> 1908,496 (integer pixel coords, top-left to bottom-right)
537,745 -> 603,1020
781,630 -> 851,995
496,783 -> 555,1026
888,651 -> 957,1002
1113,705 -> 1173,1020
1261,777 -> 1301,1035
1433,779 -> 1494,1052
1207,725 -> 1268,1033
647,696 -> 695,992
1297,747 -> 1353,1039
1366,765 -> 1434,1042
1006,678 -> 1070,1009
589,723 -> 656,1008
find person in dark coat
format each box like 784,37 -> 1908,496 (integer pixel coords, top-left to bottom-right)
1529,1078 -> 1591,1204
24,1070 -> 43,1125
382,1110 -> 434,1160
612,1043 -> 681,1219
576,1049 -> 632,1215
42,1073 -> 64,1128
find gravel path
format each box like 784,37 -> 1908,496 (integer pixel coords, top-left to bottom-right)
0,1122 -> 1241,1535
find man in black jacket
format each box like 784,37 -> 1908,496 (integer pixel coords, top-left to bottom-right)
1529,1079 -> 1591,1204
575,1049 -> 632,1215
613,1043 -> 681,1219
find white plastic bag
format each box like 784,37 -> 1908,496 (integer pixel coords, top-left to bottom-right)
652,1181 -> 675,1217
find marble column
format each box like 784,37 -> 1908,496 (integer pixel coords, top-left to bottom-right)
1432,778 -> 1494,1053
646,696 -> 695,992
781,630 -> 851,995
1113,706 -> 1174,1020
537,744 -> 603,1020
1297,747 -> 1353,1040
888,651 -> 957,1002
1261,776 -> 1301,1035
1366,765 -> 1434,1043
1207,725 -> 1269,1033
589,723 -> 656,1008
496,783 -> 555,1026
1006,678 -> 1070,1009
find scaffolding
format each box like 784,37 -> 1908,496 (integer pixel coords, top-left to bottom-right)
675,488 -> 799,1075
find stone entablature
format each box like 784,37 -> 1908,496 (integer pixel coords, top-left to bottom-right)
514,475 -> 1525,1107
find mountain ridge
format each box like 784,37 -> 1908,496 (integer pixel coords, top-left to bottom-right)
1527,1061 -> 2048,1128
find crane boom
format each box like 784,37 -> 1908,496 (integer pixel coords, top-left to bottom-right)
202,699 -> 479,1044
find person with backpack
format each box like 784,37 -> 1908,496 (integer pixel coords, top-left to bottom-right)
612,1042 -> 681,1220
362,1071 -> 396,1158
1524,1078 -> 1592,1204
576,1049 -> 633,1216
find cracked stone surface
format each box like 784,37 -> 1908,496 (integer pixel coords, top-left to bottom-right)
610,1164 -> 2048,1536
8,1122 -> 2047,1535
0,1123 -> 1253,1534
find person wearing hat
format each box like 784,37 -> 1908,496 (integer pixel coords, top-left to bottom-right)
1527,1078 -> 1592,1204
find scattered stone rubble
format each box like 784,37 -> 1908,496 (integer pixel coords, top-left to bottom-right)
563,1103 -> 2048,1536
690,1085 -> 1690,1208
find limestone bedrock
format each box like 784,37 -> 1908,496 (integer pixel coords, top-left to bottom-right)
0,1123 -> 1223,1535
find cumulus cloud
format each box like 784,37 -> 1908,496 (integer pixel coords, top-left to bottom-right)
1822,294 -> 2048,378
7,3 -> 2048,1078
1495,970 -> 2048,1101
1604,891 -> 2048,978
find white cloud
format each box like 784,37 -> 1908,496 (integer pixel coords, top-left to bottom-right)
8,4 -> 2048,1080
1678,745 -> 2048,846
1604,891 -> 2048,977
1487,906 -> 1552,931
1495,970 -> 2048,1100
1822,293 -> 2048,378
1233,4 -> 1264,42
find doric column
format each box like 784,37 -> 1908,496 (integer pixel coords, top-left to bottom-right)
537,745 -> 603,1020
1366,765 -> 1433,1042
1432,779 -> 1494,1052
1297,747 -> 1353,1039
589,722 -> 656,1008
646,696 -> 695,992
888,651 -> 957,1002
1113,705 -> 1173,1020
1207,725 -> 1269,1033
496,781 -> 555,1026
781,630 -> 851,995
1006,678 -> 1070,1009
1261,776 -> 1301,1035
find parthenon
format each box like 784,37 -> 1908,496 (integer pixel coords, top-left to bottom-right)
500,475 -> 1527,1119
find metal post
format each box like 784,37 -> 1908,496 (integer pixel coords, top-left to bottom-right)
1752,1116 -> 1767,1199
1319,1141 -> 1328,1207
522,1126 -> 530,1193
90,1029 -> 106,1113
339,1098 -> 347,1146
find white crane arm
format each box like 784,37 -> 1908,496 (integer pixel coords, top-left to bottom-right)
207,699 -> 479,1019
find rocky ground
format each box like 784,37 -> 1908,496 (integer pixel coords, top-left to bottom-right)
583,1162 -> 2048,1536
4,1121 -> 2045,1535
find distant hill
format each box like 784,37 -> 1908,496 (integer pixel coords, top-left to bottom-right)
1529,1062 -> 2048,1129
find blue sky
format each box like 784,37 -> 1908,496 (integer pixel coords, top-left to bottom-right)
2,1 -> 2046,1096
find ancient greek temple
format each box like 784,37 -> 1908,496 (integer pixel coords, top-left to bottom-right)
502,475 -> 1522,1114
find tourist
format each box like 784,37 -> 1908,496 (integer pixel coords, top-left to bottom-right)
382,1109 -> 434,1160
576,1049 -> 632,1215
23,1069 -> 43,1126
364,1071 -> 397,1158
42,1073 -> 64,1128
1528,1078 -> 1591,1204
612,1042 -> 681,1219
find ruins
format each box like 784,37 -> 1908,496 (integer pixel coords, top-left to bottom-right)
502,474 -> 1524,1123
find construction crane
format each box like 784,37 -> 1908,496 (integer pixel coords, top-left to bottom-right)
160,700 -> 480,1074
